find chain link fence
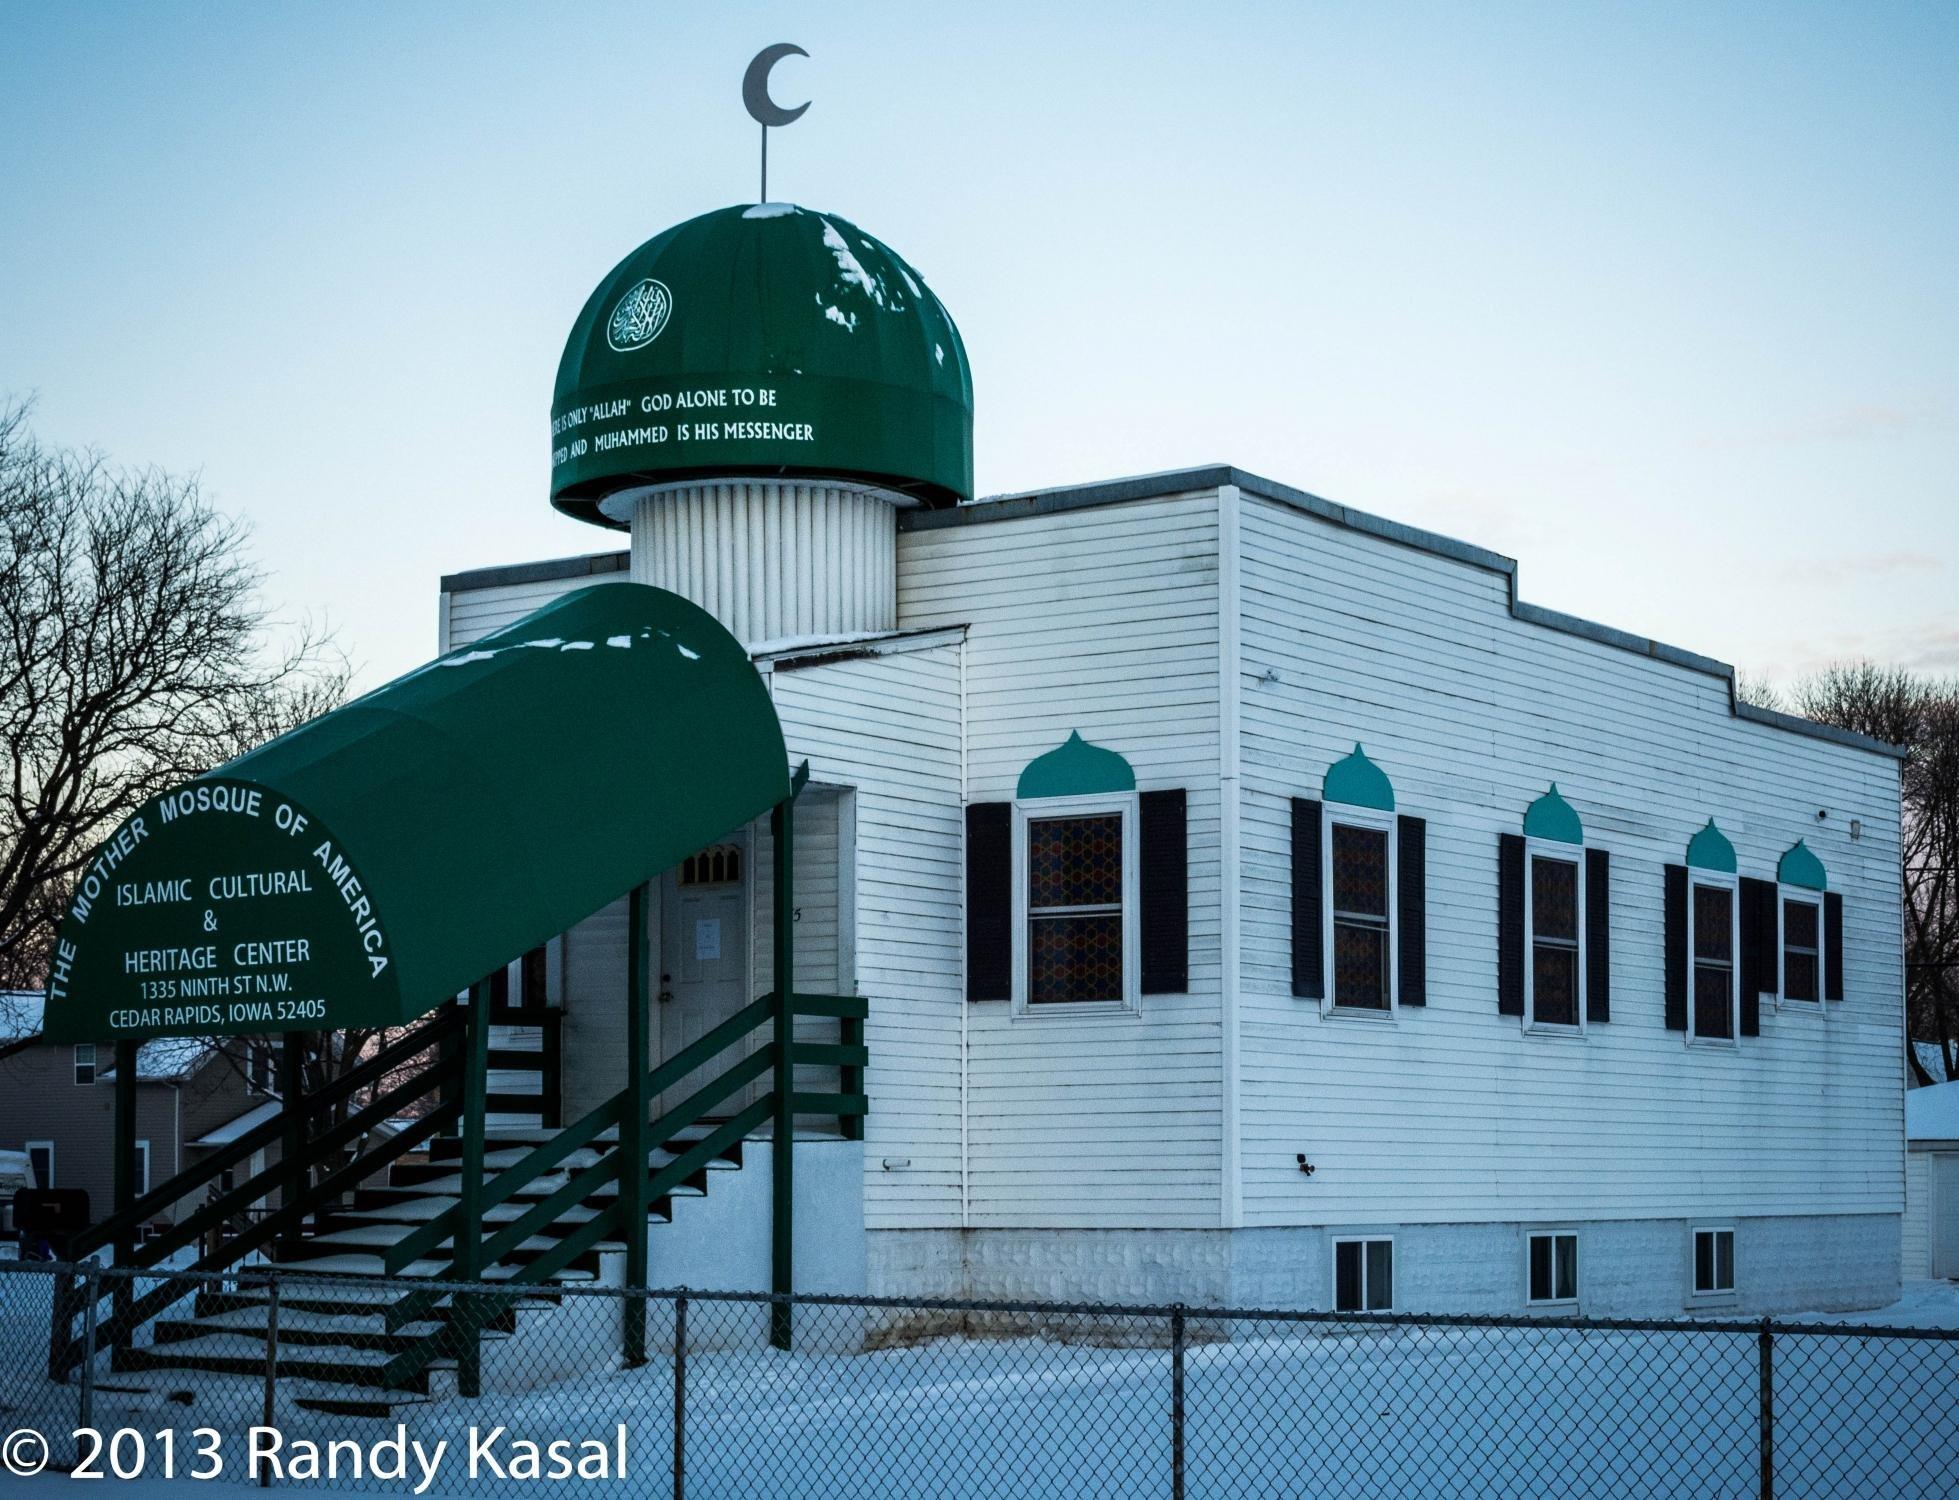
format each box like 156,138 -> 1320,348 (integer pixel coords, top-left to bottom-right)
0,1260 -> 1952,1496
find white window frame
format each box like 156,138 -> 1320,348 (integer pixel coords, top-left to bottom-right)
26,1140 -> 54,1189
1331,1235 -> 1396,1313
1776,886 -> 1826,1008
72,1043 -> 96,1086
247,1045 -> 275,1095
1526,1229 -> 1580,1309
1522,839 -> 1587,1036
1690,1224 -> 1737,1303
1685,870 -> 1740,1048
135,1140 -> 151,1198
1321,802 -> 1399,1021
1010,791 -> 1141,1018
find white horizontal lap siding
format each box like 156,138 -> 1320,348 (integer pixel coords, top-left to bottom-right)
1902,1152 -> 1931,1277
1234,492 -> 1905,1229
900,493 -> 1225,1230
769,643 -> 966,1231
440,571 -> 632,651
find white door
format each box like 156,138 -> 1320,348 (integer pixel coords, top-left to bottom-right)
658,839 -> 752,1121
1935,1154 -> 1959,1280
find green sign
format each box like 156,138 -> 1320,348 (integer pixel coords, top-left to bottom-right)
43,779 -> 401,1043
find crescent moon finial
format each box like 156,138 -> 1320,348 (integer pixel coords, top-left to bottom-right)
743,44 -> 810,129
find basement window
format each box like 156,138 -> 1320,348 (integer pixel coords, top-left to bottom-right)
1333,1237 -> 1395,1313
1693,1227 -> 1736,1300
1689,875 -> 1739,1044
1527,1231 -> 1579,1307
1013,794 -> 1138,1012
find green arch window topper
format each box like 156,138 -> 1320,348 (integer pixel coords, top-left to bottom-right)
1017,732 -> 1137,800
1777,839 -> 1827,891
1523,784 -> 1583,845
1323,745 -> 1394,812
1686,819 -> 1737,874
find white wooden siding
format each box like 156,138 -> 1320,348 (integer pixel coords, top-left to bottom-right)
899,493 -> 1225,1230
440,568 -> 631,651
767,641 -> 967,1231
1903,1150 -> 1932,1278
1232,489 -> 1907,1229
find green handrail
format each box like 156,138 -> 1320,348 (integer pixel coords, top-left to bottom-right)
383,996 -> 775,1275
68,1006 -> 465,1261
377,987 -> 867,1382
53,1097 -> 460,1379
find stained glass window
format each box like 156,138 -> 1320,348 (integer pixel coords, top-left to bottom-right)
1782,897 -> 1820,1002
1028,813 -> 1124,1003
1531,855 -> 1580,1026
1331,823 -> 1391,1009
1693,883 -> 1734,1039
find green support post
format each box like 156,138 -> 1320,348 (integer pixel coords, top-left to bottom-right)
623,883 -> 652,1367
277,1034 -> 306,1260
770,772 -> 802,1351
111,1038 -> 138,1335
455,982 -> 490,1397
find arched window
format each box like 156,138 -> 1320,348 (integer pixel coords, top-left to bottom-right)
1322,746 -> 1397,1015
1776,840 -> 1827,1004
1012,732 -> 1138,1011
1521,786 -> 1585,1032
680,844 -> 743,887
1684,820 -> 1739,1044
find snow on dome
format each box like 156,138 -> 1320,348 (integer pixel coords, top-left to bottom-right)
743,202 -> 800,219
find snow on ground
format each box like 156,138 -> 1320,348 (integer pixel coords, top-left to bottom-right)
0,1276 -> 1953,1498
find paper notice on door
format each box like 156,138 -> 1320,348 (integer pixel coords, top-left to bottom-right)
694,918 -> 722,962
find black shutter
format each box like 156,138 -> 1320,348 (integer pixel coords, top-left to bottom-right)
1139,789 -> 1188,994
966,802 -> 1011,1001
1291,799 -> 1323,999
1585,848 -> 1611,1023
1397,816 -> 1426,1006
1664,864 -> 1688,1031
1738,877 -> 1776,1037
1498,833 -> 1524,1016
1825,892 -> 1845,1000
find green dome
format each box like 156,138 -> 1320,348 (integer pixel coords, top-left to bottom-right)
551,203 -> 973,525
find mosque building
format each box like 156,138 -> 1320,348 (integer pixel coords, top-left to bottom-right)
41,192 -> 1906,1404
445,198 -> 1907,1314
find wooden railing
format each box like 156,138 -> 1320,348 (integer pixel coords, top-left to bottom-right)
379,990 -> 868,1392
48,1006 -> 467,1381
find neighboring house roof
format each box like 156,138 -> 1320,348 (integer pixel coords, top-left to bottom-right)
191,1097 -> 281,1147
2,989 -> 226,1081
1906,1081 -> 1959,1145
99,1036 -> 218,1084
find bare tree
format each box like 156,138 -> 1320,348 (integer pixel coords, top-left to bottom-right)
1735,670 -> 1785,713
0,400 -> 349,989
1786,662 -> 1959,1086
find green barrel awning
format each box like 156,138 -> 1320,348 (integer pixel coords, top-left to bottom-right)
44,583 -> 788,1043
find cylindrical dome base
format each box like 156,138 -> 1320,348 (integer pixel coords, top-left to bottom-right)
626,479 -> 899,650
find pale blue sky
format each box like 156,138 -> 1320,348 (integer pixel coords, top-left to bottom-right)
3,2 -> 1953,690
